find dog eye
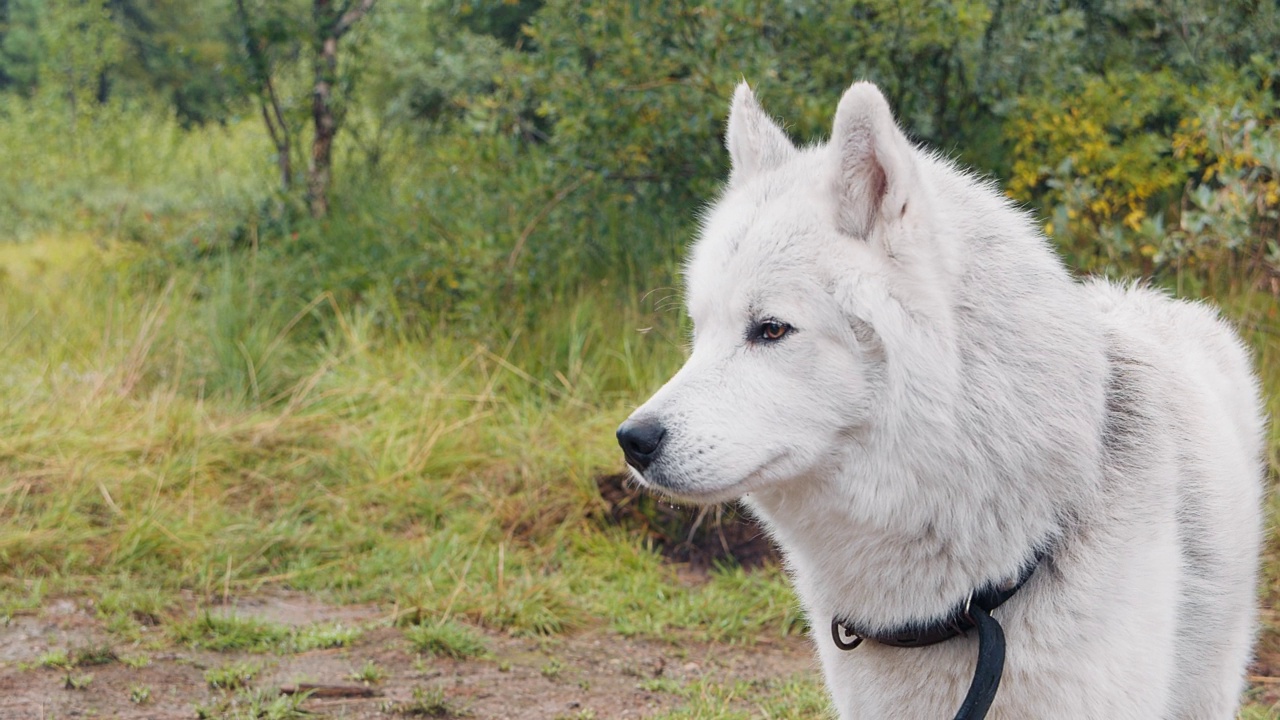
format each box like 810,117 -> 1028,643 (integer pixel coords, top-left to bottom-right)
757,321 -> 791,342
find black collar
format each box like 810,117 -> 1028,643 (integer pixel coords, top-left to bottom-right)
829,550 -> 1046,720
831,551 -> 1043,650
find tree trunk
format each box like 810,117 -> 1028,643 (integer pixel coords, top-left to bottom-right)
260,96 -> 293,193
306,0 -> 376,218
235,0 -> 293,194
308,31 -> 338,217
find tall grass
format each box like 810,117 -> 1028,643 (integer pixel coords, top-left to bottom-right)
0,236 -> 805,643
0,94 -> 273,243
2,97 -> 1279,718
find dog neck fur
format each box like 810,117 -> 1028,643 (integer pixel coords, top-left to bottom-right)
713,83 -> 1110,633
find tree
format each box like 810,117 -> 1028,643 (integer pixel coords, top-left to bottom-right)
110,0 -> 242,126
38,0 -> 122,120
0,0 -> 41,94
231,0 -> 376,216
307,0 -> 376,217
233,0 -> 300,195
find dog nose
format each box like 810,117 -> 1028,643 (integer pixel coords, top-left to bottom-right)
616,418 -> 666,472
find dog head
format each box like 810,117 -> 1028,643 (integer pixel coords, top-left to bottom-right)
617,81 -> 953,504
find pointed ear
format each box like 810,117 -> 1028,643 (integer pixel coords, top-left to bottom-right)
830,82 -> 916,238
726,82 -> 795,186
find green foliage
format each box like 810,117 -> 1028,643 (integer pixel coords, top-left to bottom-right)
4,0 -> 1279,291
514,0 -> 1007,203
36,0 -> 122,113
70,643 -> 118,666
2,6 -> 1280,717
0,94 -> 272,241
0,0 -> 40,93
362,0 -> 516,128
1068,0 -> 1279,78
1007,69 -> 1196,271
1007,59 -> 1280,276
113,1 -> 246,126
1164,73 -> 1280,273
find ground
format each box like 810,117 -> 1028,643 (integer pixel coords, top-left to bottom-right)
4,590 -> 1280,718
0,592 -> 817,720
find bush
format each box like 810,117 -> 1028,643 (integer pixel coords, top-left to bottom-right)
1006,58 -> 1280,278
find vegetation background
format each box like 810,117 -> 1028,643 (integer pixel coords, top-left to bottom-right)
1,0 -> 1279,717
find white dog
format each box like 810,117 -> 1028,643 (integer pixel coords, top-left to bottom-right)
617,81 -> 1265,718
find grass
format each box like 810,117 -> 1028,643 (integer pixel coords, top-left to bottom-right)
130,683 -> 152,704
0,244 -> 1274,719
63,672 -> 94,690
294,621 -> 364,651
405,620 -> 488,660
195,687 -> 311,720
37,649 -> 70,670
540,658 -> 567,681
650,674 -> 834,720
382,686 -> 469,717
0,235 -> 793,647
205,661 -> 263,691
173,614 -> 290,652
349,659 -> 386,684
0,110 -> 1278,719
33,644 -> 117,671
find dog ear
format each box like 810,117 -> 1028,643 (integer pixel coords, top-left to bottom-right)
830,82 -> 916,239
726,82 -> 794,187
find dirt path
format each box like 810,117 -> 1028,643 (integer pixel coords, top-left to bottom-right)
0,593 -> 816,719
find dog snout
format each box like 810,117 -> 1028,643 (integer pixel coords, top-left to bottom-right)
616,418 -> 667,472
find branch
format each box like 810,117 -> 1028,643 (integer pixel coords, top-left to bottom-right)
506,175 -> 592,272
333,0 -> 376,38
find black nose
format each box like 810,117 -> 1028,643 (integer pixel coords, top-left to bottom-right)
616,418 -> 666,472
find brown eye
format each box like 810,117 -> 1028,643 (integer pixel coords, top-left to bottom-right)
760,321 -> 791,341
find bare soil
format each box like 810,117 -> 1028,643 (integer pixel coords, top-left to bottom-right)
0,593 -> 815,719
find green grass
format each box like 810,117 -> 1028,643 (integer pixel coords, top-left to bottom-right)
349,659 -> 386,684
650,673 -> 834,720
173,614 -> 290,653
0,236 -> 794,646
195,687 -> 311,720
37,649 -> 71,670
405,620 -> 488,660
0,95 -> 272,244
0,107 -> 1274,717
205,661 -> 262,691
130,683 -> 152,704
293,621 -> 364,651
382,686 -> 469,717
63,672 -> 94,690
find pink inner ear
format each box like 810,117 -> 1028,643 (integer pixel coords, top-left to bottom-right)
866,149 -> 888,213
836,140 -> 888,239
829,82 -> 917,238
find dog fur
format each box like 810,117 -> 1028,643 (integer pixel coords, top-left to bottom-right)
617,81 -> 1266,718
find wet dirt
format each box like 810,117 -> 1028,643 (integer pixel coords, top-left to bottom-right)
0,592 -> 816,719
594,473 -> 780,570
